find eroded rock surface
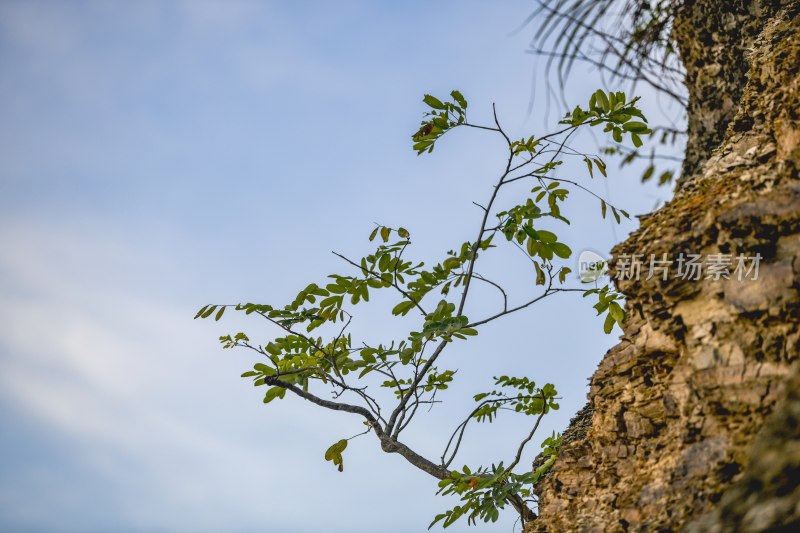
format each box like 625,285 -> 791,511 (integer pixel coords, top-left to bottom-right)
686,361 -> 800,531
528,2 -> 800,531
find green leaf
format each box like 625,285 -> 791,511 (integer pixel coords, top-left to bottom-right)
523,225 -> 539,240
429,513 -> 448,529
534,262 -> 545,285
254,363 -> 273,373
608,91 -> 618,110
214,306 -> 225,321
324,439 -> 348,472
550,242 -> 572,259
324,438 -> 347,458
392,300 -> 416,316
537,230 -> 557,243
622,121 -> 649,133
609,301 -> 625,323
526,237 -> 537,257
443,257 -> 461,270
413,140 -> 433,154
603,313 -> 615,334
594,158 -> 607,177
450,90 -> 467,109
360,348 -> 377,364
657,170 -> 674,185
263,386 -> 286,404
423,94 -> 445,110
584,157 -> 593,178
642,165 -> 655,182
366,278 -> 383,289
397,227 -> 410,239
595,89 -> 609,112
380,226 -> 391,243
378,253 -> 390,272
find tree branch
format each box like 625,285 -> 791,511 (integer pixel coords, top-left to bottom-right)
506,394 -> 547,473
332,251 -> 428,316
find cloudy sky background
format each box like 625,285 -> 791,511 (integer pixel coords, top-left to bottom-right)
0,1 -> 682,531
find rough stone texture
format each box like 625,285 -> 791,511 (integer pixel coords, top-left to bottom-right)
527,2 -> 800,531
673,0 -> 786,182
686,361 -> 800,531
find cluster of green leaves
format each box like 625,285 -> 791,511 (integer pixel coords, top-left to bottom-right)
583,285 -> 626,333
531,431 -> 563,485
510,135 -> 541,156
582,155 -> 607,179
392,244 -> 489,317
429,379 -> 561,528
495,189 -> 573,286
412,90 -> 468,154
361,225 -> 488,317
200,231 -> 483,411
240,332 -> 357,398
430,464 -> 534,528
562,89 -> 651,147
195,303 -> 231,322
430,433 -> 563,529
431,428 -> 563,531
380,368 -> 455,399
472,377 -> 559,423
599,197 -> 630,224
415,300 -> 476,342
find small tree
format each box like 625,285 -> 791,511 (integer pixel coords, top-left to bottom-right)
196,89 -> 649,529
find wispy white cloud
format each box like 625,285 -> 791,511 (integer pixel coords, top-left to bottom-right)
0,220 -> 344,530
0,217 -> 511,532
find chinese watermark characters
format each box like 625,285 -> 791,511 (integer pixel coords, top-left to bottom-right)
613,252 -> 762,281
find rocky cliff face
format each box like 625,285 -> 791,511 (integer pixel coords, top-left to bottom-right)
528,2 -> 800,531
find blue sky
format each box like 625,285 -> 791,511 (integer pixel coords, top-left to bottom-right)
0,1 -> 680,532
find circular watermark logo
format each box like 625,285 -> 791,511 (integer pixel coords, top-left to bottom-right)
577,250 -> 609,283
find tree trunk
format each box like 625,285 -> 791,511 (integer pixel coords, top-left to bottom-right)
527,1 -> 800,531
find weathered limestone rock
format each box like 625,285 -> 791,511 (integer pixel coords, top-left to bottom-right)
686,361 -> 800,531
673,0 -> 782,181
527,2 -> 800,531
